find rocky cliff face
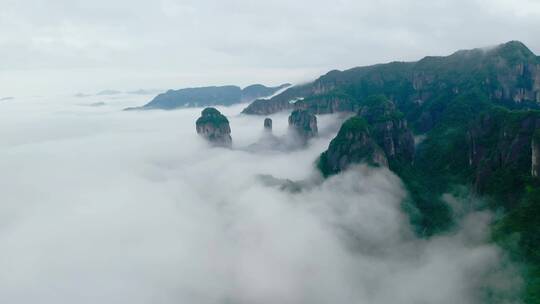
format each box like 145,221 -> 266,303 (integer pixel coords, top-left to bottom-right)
294,93 -> 358,114
358,96 -> 415,163
288,109 -> 318,144
242,98 -> 291,115
195,108 -> 232,147
493,63 -> 540,103
411,41 -> 540,105
488,42 -> 540,104
467,110 -> 540,195
318,117 -> 388,176
531,130 -> 540,177
318,97 -> 415,176
242,41 -> 540,122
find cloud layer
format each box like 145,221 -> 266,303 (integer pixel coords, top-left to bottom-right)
0,96 -> 522,303
1,0 -> 539,95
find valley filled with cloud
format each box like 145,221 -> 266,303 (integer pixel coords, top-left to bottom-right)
0,96 -> 521,303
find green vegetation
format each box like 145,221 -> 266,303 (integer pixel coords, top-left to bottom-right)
301,89 -> 353,102
145,86 -> 243,109
313,41 -> 540,301
360,95 -> 405,122
143,84 -> 289,110
317,116 -> 384,177
196,107 -> 229,125
296,90 -> 360,114
317,152 -> 331,177
201,107 -> 222,117
494,180 -> 540,301
337,116 -> 369,135
388,101 -> 540,300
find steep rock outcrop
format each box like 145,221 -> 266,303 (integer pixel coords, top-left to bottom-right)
264,118 -> 272,131
195,108 -> 232,147
318,117 -> 388,176
531,130 -> 540,177
358,96 -> 415,163
288,109 -> 318,144
467,109 -> 540,196
317,96 -> 415,176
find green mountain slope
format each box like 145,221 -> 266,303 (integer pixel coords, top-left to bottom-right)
304,41 -> 540,302
243,41 -> 540,123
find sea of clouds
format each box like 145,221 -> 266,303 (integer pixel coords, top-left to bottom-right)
0,95 -> 522,303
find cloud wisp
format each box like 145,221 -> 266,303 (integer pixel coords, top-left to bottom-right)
0,97 -> 521,303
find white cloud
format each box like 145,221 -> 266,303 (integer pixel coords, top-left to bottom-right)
0,96 -> 522,303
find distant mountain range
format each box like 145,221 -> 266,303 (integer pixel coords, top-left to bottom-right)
125,83 -> 290,110
75,89 -> 163,98
96,89 -> 122,96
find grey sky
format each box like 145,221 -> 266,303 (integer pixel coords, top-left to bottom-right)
1,0 -> 539,96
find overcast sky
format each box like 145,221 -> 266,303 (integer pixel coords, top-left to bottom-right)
1,0 -> 539,96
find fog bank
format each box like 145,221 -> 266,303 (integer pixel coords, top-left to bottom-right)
0,95 -> 521,303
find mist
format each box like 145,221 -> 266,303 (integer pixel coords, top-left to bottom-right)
0,95 -> 522,303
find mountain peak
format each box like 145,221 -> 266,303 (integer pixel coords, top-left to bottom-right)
489,40 -> 536,62
444,40 -> 536,64
499,40 -> 531,51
